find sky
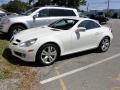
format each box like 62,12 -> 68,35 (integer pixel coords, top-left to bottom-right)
80,0 -> 120,11
0,0 -> 120,10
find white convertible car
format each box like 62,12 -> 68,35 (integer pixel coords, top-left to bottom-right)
9,17 -> 113,65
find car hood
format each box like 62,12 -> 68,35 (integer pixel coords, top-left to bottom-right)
0,15 -> 29,22
10,15 -> 30,20
0,15 -> 25,22
14,26 -> 61,42
2,15 -> 19,19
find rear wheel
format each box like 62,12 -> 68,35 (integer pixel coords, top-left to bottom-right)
98,37 -> 110,52
36,44 -> 60,66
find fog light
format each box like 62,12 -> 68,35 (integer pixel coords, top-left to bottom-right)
14,51 -> 26,58
21,53 -> 26,58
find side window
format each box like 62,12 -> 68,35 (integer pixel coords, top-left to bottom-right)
38,9 -> 49,17
63,10 -> 76,16
79,20 -> 100,30
78,20 -> 88,29
49,9 -> 76,16
49,9 -> 62,16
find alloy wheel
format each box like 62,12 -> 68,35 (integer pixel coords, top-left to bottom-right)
40,45 -> 57,65
100,38 -> 110,52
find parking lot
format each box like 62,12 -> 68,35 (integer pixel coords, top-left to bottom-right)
34,19 -> 120,90
0,19 -> 120,90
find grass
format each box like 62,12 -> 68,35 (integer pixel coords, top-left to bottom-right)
0,65 -> 13,79
0,40 -> 8,55
0,40 -> 38,89
0,40 -> 11,79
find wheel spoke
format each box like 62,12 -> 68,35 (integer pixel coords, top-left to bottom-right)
50,51 -> 57,56
43,56 -> 49,62
48,46 -> 50,53
102,45 -> 105,50
49,56 -> 54,62
42,50 -> 48,55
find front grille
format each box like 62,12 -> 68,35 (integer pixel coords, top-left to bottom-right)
16,39 -> 21,42
10,37 -> 14,42
11,38 -> 21,46
12,43 -> 18,45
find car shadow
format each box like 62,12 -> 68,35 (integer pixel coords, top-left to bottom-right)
3,48 -> 100,67
57,49 -> 99,62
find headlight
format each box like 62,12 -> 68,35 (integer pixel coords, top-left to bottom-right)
1,19 -> 10,24
19,38 -> 37,47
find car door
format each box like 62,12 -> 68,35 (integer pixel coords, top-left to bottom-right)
71,20 -> 101,52
33,9 -> 51,27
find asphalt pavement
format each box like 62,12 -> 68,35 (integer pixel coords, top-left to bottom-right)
33,19 -> 120,90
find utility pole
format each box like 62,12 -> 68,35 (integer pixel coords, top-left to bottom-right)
87,3 -> 89,12
107,0 -> 110,12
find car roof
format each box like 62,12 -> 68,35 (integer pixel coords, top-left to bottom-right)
62,17 -> 100,24
34,6 -> 77,10
62,17 -> 92,21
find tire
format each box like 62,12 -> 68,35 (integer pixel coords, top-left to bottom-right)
98,37 -> 110,52
9,25 -> 26,38
36,44 -> 60,66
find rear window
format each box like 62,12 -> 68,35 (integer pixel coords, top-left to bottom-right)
49,9 -> 76,16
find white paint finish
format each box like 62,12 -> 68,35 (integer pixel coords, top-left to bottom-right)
9,18 -> 113,63
40,53 -> 120,84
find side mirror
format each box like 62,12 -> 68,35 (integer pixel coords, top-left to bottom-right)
76,27 -> 86,32
33,13 -> 38,21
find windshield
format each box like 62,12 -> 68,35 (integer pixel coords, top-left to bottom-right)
49,19 -> 78,30
21,7 -> 39,16
0,13 -> 6,17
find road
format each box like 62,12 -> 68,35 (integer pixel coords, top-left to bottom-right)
34,19 -> 120,90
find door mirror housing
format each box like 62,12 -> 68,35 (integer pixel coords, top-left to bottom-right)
76,27 -> 86,32
33,13 -> 39,20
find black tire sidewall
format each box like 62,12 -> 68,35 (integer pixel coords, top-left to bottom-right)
9,25 -> 25,38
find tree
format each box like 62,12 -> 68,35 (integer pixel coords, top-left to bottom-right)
29,0 -> 34,5
34,0 -> 86,9
34,0 -> 51,7
2,0 -> 29,14
106,10 -> 114,17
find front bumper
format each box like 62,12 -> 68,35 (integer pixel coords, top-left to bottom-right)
9,43 -> 37,62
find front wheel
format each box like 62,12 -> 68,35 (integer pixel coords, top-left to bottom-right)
98,37 -> 110,52
36,44 -> 59,66
9,25 -> 26,38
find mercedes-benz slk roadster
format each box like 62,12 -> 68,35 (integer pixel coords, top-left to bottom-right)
9,17 -> 113,65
